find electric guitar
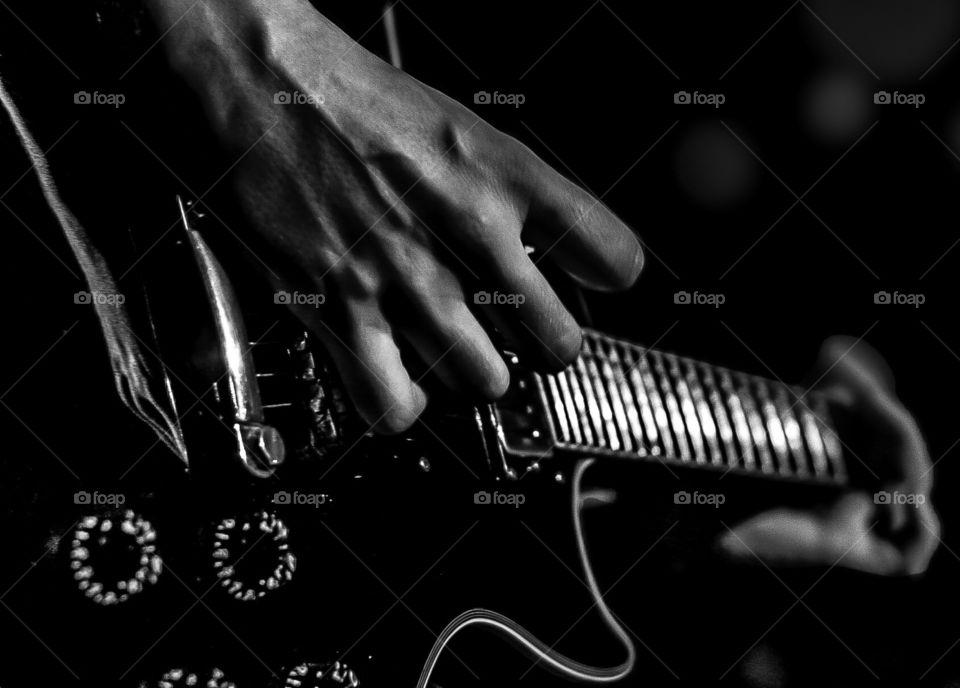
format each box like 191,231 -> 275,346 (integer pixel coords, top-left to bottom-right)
11,196 -> 854,687
0,5 -> 902,686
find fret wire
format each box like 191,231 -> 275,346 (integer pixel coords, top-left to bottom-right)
583,342 -> 622,451
621,345 -> 663,455
799,405 -> 829,477
555,370 -> 584,446
683,359 -> 723,465
772,385 -> 810,476
650,350 -> 692,461
718,369 -> 757,470
572,358 -> 605,448
606,342 -> 648,453
631,347 -> 675,458
567,366 -> 596,447
736,373 -> 775,474
811,396 -> 846,479
542,372 -> 571,443
754,378 -> 792,476
699,362 -> 738,468
589,338 -> 635,453
517,329 -> 846,487
667,355 -> 707,464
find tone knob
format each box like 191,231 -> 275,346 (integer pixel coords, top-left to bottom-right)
212,510 -> 296,601
70,510 -> 161,605
146,665 -> 235,687
284,661 -> 359,687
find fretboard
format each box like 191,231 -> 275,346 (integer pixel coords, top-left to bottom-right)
497,329 -> 847,485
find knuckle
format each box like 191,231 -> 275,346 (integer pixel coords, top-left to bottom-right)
324,258 -> 380,300
451,198 -> 513,253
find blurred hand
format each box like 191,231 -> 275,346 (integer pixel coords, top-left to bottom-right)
719,337 -> 939,576
147,0 -> 643,434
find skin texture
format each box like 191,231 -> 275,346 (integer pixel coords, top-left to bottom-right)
144,0 -> 937,574
145,0 -> 643,434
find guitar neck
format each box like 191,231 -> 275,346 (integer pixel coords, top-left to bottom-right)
495,329 -> 847,486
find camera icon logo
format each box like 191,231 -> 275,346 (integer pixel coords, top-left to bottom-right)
74,491 -> 91,504
74,291 -> 92,304
874,91 -> 891,105
274,290 -> 292,304
474,291 -> 492,305
674,91 -> 691,105
874,490 -> 891,505
474,490 -> 492,505
474,91 -> 492,105
274,91 -> 292,104
273,491 -> 292,505
673,491 -> 691,505
674,291 -> 691,305
74,91 -> 91,105
874,291 -> 891,304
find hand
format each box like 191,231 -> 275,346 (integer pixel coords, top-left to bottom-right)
146,0 -> 643,434
719,337 -> 939,576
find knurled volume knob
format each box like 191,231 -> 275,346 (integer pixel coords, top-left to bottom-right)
70,510 -> 161,605
141,665 -> 235,687
284,661 -> 359,687
212,510 -> 296,601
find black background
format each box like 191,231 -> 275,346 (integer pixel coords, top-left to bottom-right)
0,0 -> 959,685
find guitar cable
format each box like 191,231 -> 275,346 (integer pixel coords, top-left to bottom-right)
415,459 -> 637,687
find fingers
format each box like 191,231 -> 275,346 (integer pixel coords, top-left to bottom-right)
300,301 -> 427,435
814,336 -> 932,490
722,489 -> 939,576
399,283 -> 510,401
719,494 -> 903,575
718,507 -> 836,568
433,195 -> 584,370
483,237 -> 583,370
812,335 -> 896,399
901,501 -> 940,575
800,336 -> 939,574
522,160 -> 644,292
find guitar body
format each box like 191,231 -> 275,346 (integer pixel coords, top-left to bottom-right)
0,191 -> 825,686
